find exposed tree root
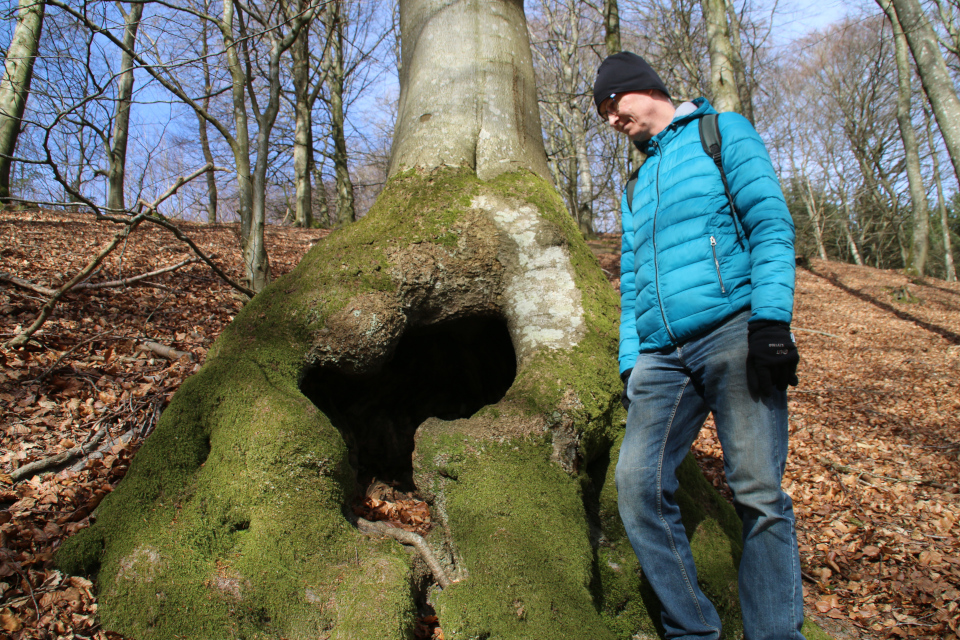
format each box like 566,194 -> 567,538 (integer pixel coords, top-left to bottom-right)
356,517 -> 453,589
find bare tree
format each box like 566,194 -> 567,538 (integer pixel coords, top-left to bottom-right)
883,0 -> 960,194
879,0 -> 929,276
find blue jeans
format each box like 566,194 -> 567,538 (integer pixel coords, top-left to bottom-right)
616,311 -> 805,640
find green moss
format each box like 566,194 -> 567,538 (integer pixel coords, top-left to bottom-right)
425,435 -> 616,640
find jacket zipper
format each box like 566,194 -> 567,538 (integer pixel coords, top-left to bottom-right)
650,141 -> 675,341
710,236 -> 726,293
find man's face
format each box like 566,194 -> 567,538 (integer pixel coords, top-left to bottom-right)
600,90 -> 663,142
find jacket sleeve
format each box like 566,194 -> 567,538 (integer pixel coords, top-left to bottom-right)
619,187 -> 639,374
719,113 -> 795,325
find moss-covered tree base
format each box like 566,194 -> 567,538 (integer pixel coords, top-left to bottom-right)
57,168 -> 829,640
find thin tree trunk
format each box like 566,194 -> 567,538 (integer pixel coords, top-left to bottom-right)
842,202 -> 864,266
803,178 -> 828,260
879,0 -> 929,276
198,1 -> 218,224
723,0 -> 753,122
0,0 -> 45,202
925,100 -> 958,281
603,0 -> 621,54
701,0 -> 742,114
106,2 -> 143,212
220,0 -> 258,288
292,20 -> 313,228
323,1 -> 355,225
311,161 -> 331,227
887,0 -> 960,191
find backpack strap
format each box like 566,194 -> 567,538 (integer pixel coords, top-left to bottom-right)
699,113 -> 744,246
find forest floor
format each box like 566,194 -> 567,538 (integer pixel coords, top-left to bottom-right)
0,210 -> 957,640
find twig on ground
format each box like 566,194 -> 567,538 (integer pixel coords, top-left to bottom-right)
356,517 -> 453,589
0,272 -> 55,296
139,340 -> 194,362
29,333 -> 126,382
792,327 -> 841,339
818,457 -> 948,490
10,429 -> 108,483
73,258 -> 200,290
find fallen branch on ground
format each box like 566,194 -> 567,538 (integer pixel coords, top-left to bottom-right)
1,259 -> 197,297
10,429 -> 108,483
0,272 -> 55,296
356,517 -> 453,589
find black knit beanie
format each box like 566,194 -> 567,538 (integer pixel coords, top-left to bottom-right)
593,52 -> 670,115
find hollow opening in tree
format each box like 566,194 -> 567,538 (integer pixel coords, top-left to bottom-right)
300,315 -> 517,490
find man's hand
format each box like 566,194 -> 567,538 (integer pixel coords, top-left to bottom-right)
621,368 -> 633,411
747,322 -> 799,397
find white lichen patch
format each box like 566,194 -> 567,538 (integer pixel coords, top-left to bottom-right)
116,545 -> 162,583
472,194 -> 585,359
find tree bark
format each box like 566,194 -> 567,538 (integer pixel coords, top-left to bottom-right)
57,1 -> 754,638
925,99 -> 957,281
198,0 -> 218,224
886,0 -> 960,191
389,0 -> 550,180
0,0 -> 45,202
879,0 -> 929,276
321,0 -> 356,225
105,2 -> 143,213
603,0 -> 621,55
701,0 -> 742,114
291,17 -> 314,228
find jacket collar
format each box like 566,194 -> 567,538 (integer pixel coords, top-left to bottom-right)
635,97 -> 716,155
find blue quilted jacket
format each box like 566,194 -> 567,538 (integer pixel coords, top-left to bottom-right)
619,98 -> 795,374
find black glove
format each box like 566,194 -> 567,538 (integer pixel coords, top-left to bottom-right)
747,321 -> 799,397
620,368 -> 633,411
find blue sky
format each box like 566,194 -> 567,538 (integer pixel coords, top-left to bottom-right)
769,0 -> 862,41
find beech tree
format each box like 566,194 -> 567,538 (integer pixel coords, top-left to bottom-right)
56,0 -> 759,638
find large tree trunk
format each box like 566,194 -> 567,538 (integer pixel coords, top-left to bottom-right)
0,0 -> 44,203
105,2 -> 143,213
879,0 -> 929,276
58,1 -> 751,638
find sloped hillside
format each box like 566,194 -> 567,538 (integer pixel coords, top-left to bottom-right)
0,215 -> 957,639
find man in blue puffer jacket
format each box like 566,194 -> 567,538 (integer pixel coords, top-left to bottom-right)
595,52 -> 805,640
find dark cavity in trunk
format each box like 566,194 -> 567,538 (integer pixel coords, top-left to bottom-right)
300,316 -> 516,490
